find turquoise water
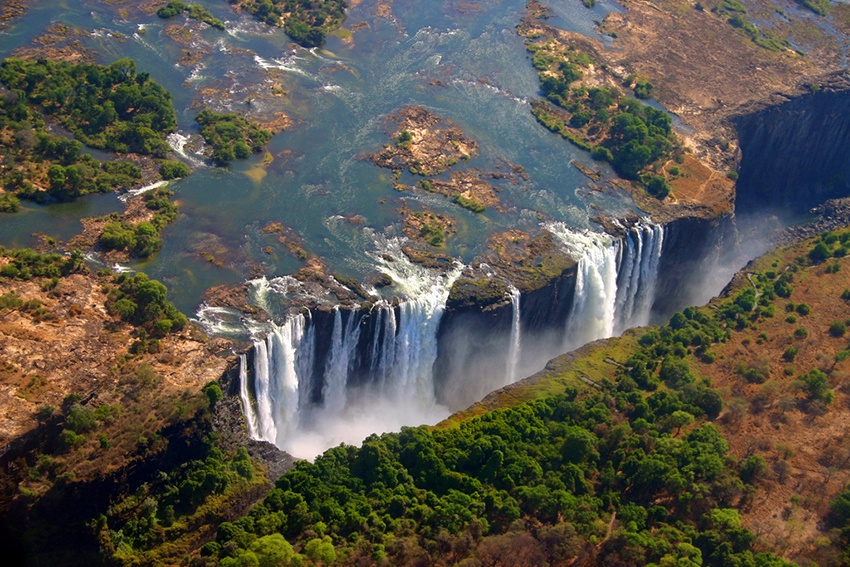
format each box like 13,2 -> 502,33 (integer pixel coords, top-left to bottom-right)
0,0 -> 637,313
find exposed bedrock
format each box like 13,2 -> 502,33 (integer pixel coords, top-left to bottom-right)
735,87 -> 850,218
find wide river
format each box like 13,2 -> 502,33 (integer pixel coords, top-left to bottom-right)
0,0 -> 640,313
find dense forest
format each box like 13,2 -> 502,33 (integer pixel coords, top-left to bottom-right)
0,58 -> 179,204
230,0 -> 348,47
0,58 -> 176,156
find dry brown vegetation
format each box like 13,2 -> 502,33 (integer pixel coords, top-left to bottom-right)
0,270 -> 233,470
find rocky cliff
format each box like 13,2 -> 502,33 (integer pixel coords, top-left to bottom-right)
735,83 -> 850,218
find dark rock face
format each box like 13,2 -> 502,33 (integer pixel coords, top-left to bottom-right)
218,361 -> 296,481
650,214 -> 740,322
735,89 -> 850,218
433,264 -> 577,406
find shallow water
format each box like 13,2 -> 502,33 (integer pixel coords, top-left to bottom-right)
0,0 -> 639,312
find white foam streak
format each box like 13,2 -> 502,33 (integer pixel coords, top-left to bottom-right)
167,132 -> 204,167
506,285 -> 522,385
238,354 -> 259,439
120,180 -> 168,201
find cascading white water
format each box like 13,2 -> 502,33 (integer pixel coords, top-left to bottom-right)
238,225 -> 664,458
614,223 -> 664,333
505,285 -> 522,386
547,221 -> 664,349
237,354 -> 259,439
367,237 -> 463,402
249,314 -> 312,448
242,236 -> 462,458
322,306 -> 360,412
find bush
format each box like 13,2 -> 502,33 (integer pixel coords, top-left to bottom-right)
453,195 -> 485,213
0,192 -> 20,212
591,146 -> 613,162
633,80 -> 653,99
808,242 -> 831,264
643,174 -> 670,199
157,1 -> 186,18
203,381 -> 223,409
829,321 -> 847,338
782,347 -> 798,362
159,160 -> 190,179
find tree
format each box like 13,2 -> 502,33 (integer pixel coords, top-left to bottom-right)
669,410 -> 694,436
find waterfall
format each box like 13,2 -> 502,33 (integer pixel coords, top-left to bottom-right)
244,236 -> 462,457
238,353 -> 259,439
614,223 -> 664,333
252,313 -> 313,448
548,221 -> 665,349
506,285 -> 522,385
322,307 -> 360,412
238,224 -> 664,458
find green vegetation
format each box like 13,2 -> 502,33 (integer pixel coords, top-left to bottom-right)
712,1 -> 791,52
159,159 -> 190,180
633,79 -> 654,100
157,2 -> 226,29
831,486 -> 850,564
157,1 -> 187,18
195,109 -> 273,166
0,247 -> 84,280
420,222 -> 445,247
396,129 -> 413,148
0,58 -> 176,156
106,271 -> 188,337
453,194 -> 486,213
229,0 -> 348,48
199,300 -> 790,565
794,0 -> 829,16
98,187 -> 178,258
0,192 -> 20,212
0,58 -> 180,203
526,44 -> 674,185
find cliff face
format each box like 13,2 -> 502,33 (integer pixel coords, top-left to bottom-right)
735,88 -> 850,217
433,265 -> 577,408
650,214 -> 740,322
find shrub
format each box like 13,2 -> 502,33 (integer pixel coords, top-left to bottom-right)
0,192 -> 20,212
808,242 -> 831,264
633,80 -> 653,99
157,1 -> 186,18
782,347 -> 798,362
591,146 -> 613,162
829,321 -> 847,338
795,303 -> 811,316
203,381 -> 223,409
159,160 -> 190,179
794,327 -> 808,339
643,174 -> 670,199
453,195 -> 485,213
